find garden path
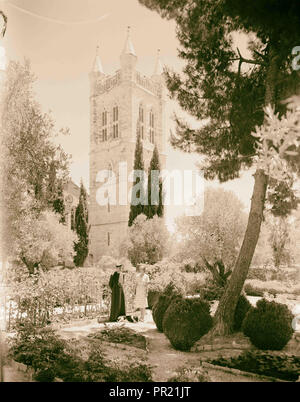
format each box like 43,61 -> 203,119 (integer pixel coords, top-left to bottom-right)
56,310 -> 247,381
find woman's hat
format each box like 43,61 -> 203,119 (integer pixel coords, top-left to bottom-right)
116,262 -> 123,268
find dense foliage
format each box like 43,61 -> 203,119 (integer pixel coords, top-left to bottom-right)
152,283 -> 182,332
125,214 -> 170,265
138,0 -> 300,335
162,298 -> 213,351
175,188 -> 247,268
15,209 -> 77,273
145,145 -> 164,219
128,130 -> 145,226
152,294 -> 177,333
209,350 -> 300,381
138,0 -> 300,180
73,181 -> 89,267
6,266 -> 137,329
0,60 -> 71,272
242,299 -> 294,350
145,260 -> 210,296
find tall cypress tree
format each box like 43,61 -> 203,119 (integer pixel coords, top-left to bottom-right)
46,161 -> 66,223
146,145 -> 164,219
128,126 -> 146,226
52,182 -> 66,224
74,180 -> 89,266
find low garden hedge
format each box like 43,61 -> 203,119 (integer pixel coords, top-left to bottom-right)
242,299 -> 294,350
162,298 -> 213,351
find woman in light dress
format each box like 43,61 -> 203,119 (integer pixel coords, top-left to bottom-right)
134,264 -> 150,322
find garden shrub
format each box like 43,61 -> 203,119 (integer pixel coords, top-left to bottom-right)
7,264 -> 138,329
147,260 -> 208,297
9,323 -> 82,382
233,294 -> 252,331
152,294 -> 173,332
147,290 -> 160,309
89,326 -> 147,350
80,345 -> 152,382
209,350 -> 300,381
152,283 -> 182,332
242,299 -> 294,350
163,282 -> 184,298
9,323 -> 152,382
162,298 -> 213,351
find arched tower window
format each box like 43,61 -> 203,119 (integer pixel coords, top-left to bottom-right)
139,104 -> 144,139
149,110 -> 155,144
102,110 -> 108,141
112,105 -> 119,139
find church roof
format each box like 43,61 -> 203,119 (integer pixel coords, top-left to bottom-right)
122,26 -> 136,57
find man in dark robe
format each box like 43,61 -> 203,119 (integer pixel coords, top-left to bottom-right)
109,263 -> 126,321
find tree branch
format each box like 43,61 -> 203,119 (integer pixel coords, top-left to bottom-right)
236,47 -> 265,66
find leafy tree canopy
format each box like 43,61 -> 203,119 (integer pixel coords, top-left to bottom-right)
139,0 -> 300,181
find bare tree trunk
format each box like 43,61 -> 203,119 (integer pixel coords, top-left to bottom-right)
210,45 -> 278,336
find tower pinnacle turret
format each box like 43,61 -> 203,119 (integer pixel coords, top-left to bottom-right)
92,45 -> 104,74
120,26 -> 137,72
153,49 -> 163,76
89,45 -> 105,96
122,26 -> 136,56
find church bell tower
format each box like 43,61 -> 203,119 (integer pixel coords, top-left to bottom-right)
89,28 -> 167,262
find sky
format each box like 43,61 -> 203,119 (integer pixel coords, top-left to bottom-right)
1,0 -> 256,224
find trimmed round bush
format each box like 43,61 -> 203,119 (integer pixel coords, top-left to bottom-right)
242,299 -> 294,350
147,290 -> 160,309
233,295 -> 252,332
152,283 -> 183,332
152,294 -> 176,332
162,298 -> 213,351
34,367 -> 56,382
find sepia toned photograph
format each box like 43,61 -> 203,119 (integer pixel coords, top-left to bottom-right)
0,0 -> 300,385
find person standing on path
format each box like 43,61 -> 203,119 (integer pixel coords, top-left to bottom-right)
109,263 -> 126,322
134,264 -> 150,322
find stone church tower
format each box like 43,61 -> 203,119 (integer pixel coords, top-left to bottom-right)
89,28 -> 167,262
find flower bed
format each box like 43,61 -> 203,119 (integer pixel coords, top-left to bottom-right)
88,325 -> 148,350
8,323 -> 152,382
